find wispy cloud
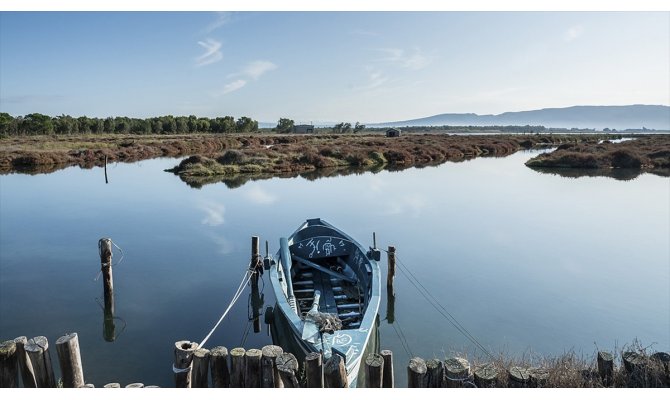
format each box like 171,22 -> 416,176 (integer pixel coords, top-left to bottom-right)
217,60 -> 277,96
210,234 -> 235,255
198,200 -> 225,226
195,38 -> 223,67
221,79 -> 248,95
243,185 -> 277,205
350,29 -> 380,37
203,12 -> 233,33
361,66 -> 389,90
564,25 -> 584,42
383,194 -> 427,217
377,47 -> 432,70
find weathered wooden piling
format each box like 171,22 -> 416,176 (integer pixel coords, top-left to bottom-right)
261,345 -> 283,388
324,353 -> 348,388
13,337 -> 36,388
99,238 -> 116,342
244,348 -> 262,388
622,351 -> 647,387
474,363 -> 498,388
24,336 -> 56,388
387,245 -> 396,288
55,332 -> 85,388
529,367 -> 549,388
507,366 -> 530,388
365,353 -> 384,388
304,352 -> 323,388
444,357 -> 471,388
173,340 -> 198,388
425,358 -> 444,388
79,383 -> 95,388
104,155 -> 109,184
597,351 -> 614,386
209,346 -> 230,388
276,352 -> 299,388
103,382 -> 121,388
381,349 -> 394,388
251,236 -> 260,289
192,348 -> 210,388
126,382 -> 144,388
0,340 -> 18,388
230,347 -> 246,388
407,357 -> 427,388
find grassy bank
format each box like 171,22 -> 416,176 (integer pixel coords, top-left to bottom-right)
0,132 -> 625,179
525,135 -> 670,178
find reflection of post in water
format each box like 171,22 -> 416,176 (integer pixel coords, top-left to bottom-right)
99,238 -> 116,342
386,285 -> 395,324
250,283 -> 264,334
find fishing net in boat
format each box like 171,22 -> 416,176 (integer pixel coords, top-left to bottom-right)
307,311 -> 343,334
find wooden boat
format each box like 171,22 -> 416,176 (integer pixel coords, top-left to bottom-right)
267,218 -> 381,387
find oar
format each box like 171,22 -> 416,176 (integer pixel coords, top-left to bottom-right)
301,290 -> 321,343
280,237 -> 298,314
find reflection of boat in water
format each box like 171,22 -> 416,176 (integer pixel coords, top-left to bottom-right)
267,218 -> 381,387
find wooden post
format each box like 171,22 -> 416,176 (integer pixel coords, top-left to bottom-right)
324,353 -> 347,388
55,333 -> 85,388
103,382 -> 121,388
426,358 -> 444,388
650,352 -> 670,387
126,382 -> 144,388
473,363 -> 497,388
261,345 -> 283,388
99,238 -> 116,342
79,383 -> 95,388
244,348 -> 262,388
230,347 -> 246,388
0,340 -> 18,388
24,336 -> 56,388
276,353 -> 299,388
304,352 -> 323,388
251,236 -> 260,289
365,353 -> 384,388
251,284 -> 263,334
407,357 -> 427,388
445,357 -> 471,388
622,351 -> 647,387
209,346 -> 230,388
597,351 -> 614,386
529,368 -> 548,388
145,385 -> 160,388
13,337 -> 36,388
104,155 -> 108,184
192,348 -> 210,388
173,340 -> 197,388
507,366 -> 530,388
387,246 -> 396,288
381,350 -> 394,388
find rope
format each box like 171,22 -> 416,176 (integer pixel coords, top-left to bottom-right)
383,248 -> 495,361
94,239 -> 125,281
197,268 -> 254,349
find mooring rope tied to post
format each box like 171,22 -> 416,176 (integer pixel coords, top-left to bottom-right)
382,247 -> 495,360
197,268 -> 255,350
94,239 -> 125,281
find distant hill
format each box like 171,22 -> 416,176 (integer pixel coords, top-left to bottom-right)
368,105 -> 670,130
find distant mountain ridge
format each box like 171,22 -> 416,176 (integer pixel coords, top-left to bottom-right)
368,105 -> 670,130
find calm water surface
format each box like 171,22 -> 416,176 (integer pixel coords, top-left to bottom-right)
1,150 -> 668,387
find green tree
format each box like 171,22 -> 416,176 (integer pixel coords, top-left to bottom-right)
197,118 -> 210,132
276,118 -> 294,133
0,112 -> 17,135
176,116 -> 189,134
103,117 -> 115,133
236,116 -> 257,132
333,122 -> 344,133
353,122 -> 365,133
341,122 -> 352,133
22,113 -> 54,135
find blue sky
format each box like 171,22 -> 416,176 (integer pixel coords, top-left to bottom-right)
0,11 -> 668,124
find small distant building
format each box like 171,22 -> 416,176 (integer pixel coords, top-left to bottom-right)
293,124 -> 314,134
385,128 -> 401,137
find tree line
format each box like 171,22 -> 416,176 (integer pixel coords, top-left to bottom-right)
0,113 -> 259,136
274,118 -> 366,133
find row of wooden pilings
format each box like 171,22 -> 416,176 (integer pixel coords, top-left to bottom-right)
2,334 -> 668,388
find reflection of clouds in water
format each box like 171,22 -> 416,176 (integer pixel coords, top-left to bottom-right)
366,175 -> 387,193
243,185 -> 277,205
199,200 -> 225,226
384,194 -> 427,217
211,234 -> 235,255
